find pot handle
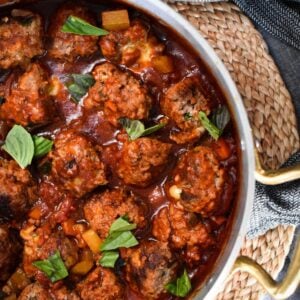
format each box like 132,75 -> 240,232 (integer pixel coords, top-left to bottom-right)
231,237 -> 300,300
254,149 -> 300,185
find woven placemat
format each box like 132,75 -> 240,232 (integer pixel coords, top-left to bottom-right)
164,1 -> 300,299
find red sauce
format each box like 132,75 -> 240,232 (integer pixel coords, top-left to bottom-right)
0,1 -> 240,299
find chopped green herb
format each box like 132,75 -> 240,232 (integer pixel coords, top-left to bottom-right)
109,216 -> 137,234
2,125 -> 34,169
184,112 -> 193,121
33,136 -> 53,158
198,111 -> 222,140
119,118 -> 165,140
99,251 -> 119,268
62,15 -> 109,36
66,73 -> 95,103
32,250 -> 68,283
100,230 -> 138,251
211,105 -> 230,132
165,269 -> 192,298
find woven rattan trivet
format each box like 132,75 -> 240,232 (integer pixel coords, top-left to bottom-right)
164,1 -> 300,299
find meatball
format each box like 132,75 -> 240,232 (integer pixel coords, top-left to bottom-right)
48,4 -> 98,61
121,241 -> 178,299
18,283 -> 51,300
51,286 -> 80,300
99,19 -> 164,70
84,63 -> 152,126
0,10 -> 44,69
0,63 -> 54,126
76,267 -> 124,300
116,138 -> 172,187
153,203 -> 213,263
161,76 -> 211,144
0,225 -> 22,282
22,225 -> 79,278
168,146 -> 225,216
0,159 -> 37,220
49,129 -> 107,197
84,188 -> 146,238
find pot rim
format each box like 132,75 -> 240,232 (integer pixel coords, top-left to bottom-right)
119,0 -> 255,299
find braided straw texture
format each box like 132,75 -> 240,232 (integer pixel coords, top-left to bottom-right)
163,1 -> 299,299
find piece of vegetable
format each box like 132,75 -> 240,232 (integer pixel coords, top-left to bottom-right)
100,230 -> 138,251
198,111 -> 221,140
109,216 -> 137,234
61,15 -> 109,36
102,10 -> 130,31
165,269 -> 192,298
66,73 -> 95,103
82,229 -> 103,254
33,135 -> 53,158
62,219 -> 76,236
28,206 -> 42,220
152,56 -> 174,73
32,250 -> 68,283
169,185 -> 182,200
99,251 -> 119,268
213,138 -> 231,160
71,260 -> 93,275
211,105 -> 230,132
119,118 -> 165,140
2,125 -> 34,169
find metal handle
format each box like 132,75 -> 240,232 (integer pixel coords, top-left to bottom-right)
254,149 -> 300,185
231,237 -> 300,300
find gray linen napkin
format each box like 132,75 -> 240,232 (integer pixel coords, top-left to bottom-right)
171,0 -> 300,238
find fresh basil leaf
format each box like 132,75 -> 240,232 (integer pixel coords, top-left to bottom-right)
109,217 -> 137,234
184,112 -> 193,121
165,269 -> 192,298
100,231 -> 138,251
62,15 -> 109,36
99,251 -> 119,268
66,73 -> 95,103
32,250 -> 68,283
2,125 -> 34,169
119,118 -> 165,140
198,111 -> 221,140
33,136 -> 53,158
211,106 -> 230,132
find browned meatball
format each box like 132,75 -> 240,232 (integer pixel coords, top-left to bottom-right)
84,188 -> 146,238
18,283 -> 51,300
0,225 -> 22,283
116,138 -> 172,187
22,225 -> 79,278
84,63 -> 152,126
0,63 -> 54,126
153,203 -> 213,263
168,146 -> 225,216
48,4 -> 98,61
49,129 -> 107,197
51,286 -> 80,300
0,159 -> 37,220
99,19 -> 164,70
76,267 -> 124,300
121,241 -> 178,299
161,76 -> 211,144
0,10 -> 44,69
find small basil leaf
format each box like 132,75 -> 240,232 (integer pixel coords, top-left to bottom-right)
142,123 -> 165,137
100,231 -> 138,251
165,269 -> 192,298
211,106 -> 230,132
99,251 -> 119,268
33,136 -> 53,158
62,15 -> 109,36
198,111 -> 221,140
66,73 -> 95,103
109,217 -> 137,234
32,250 -> 68,283
119,118 -> 165,140
2,125 -> 34,169
184,112 -> 193,121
